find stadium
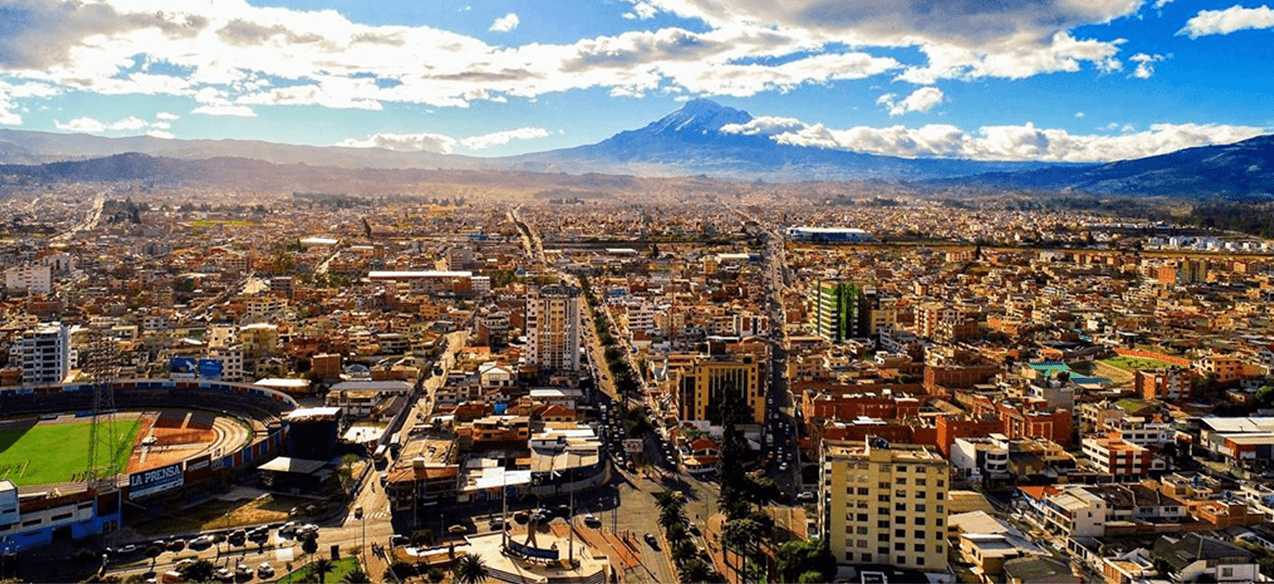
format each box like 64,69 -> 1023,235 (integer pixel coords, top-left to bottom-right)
0,378 -> 297,551
785,226 -> 876,243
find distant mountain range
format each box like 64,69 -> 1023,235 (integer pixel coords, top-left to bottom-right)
927,134 -> 1274,197
0,99 -> 1271,196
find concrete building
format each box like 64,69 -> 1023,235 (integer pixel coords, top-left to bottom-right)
818,438 -> 950,573
525,284 -> 582,373
8,323 -> 69,386
675,354 -> 763,425
3,264 -> 52,294
811,280 -> 868,343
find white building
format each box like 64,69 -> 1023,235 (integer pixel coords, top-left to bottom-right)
525,284 -> 582,372
4,264 -> 53,294
951,435 -> 1010,480
8,323 -> 69,385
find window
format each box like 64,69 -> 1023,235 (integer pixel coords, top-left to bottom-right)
857,513 -> 868,522
895,503 -> 906,511
937,505 -> 944,514
862,553 -> 872,562
857,526 -> 868,535
914,517 -> 925,525
857,487 -> 869,495
877,533 -> 890,542
896,465 -> 907,473
878,520 -> 890,529
879,494 -> 891,503
936,518 -> 944,527
894,542 -> 905,551
895,490 -> 906,499
937,479 -> 945,487
896,477 -> 907,485
937,492 -> 945,500
937,544 -> 944,554
878,481 -> 890,489
877,546 -> 889,555
915,503 -> 926,513
857,539 -> 868,548
916,478 -> 926,486
895,516 -> 906,525
51,512 -> 72,522
21,519 -> 40,527
915,543 -> 926,553
894,529 -> 905,538
1222,567 -> 1234,578
896,556 -> 906,565
914,530 -> 925,539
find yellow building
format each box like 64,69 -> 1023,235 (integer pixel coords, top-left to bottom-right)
819,438 -> 951,573
238,323 -> 279,359
676,355 -> 763,424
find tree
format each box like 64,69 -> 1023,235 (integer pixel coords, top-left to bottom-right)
671,539 -> 698,564
313,558 -> 335,584
658,499 -> 686,531
677,557 -> 718,584
777,539 -> 836,584
341,567 -> 370,583
143,545 -> 163,571
411,528 -> 436,548
177,559 -> 215,583
798,570 -> 825,584
1257,385 -> 1274,406
301,533 -> 320,565
452,553 -> 489,584
427,567 -> 446,583
721,518 -> 760,583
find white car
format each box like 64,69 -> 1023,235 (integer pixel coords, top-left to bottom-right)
258,563 -> 275,578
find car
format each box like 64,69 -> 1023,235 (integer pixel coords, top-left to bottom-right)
643,533 -> 659,548
214,567 -> 234,583
390,534 -> 409,546
513,511 -> 529,524
257,563 -> 275,579
490,517 -> 506,530
279,521 -> 297,535
796,491 -> 816,502
556,504 -> 570,517
779,462 -> 789,472
583,514 -> 601,527
189,535 -> 213,550
166,539 -> 185,552
235,563 -> 253,578
117,544 -> 138,555
448,524 -> 468,535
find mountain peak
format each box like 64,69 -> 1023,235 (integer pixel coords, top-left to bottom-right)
647,98 -> 752,136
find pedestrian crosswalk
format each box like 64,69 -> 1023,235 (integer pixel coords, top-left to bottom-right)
347,510 -> 391,521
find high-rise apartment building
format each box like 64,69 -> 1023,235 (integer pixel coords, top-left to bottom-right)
812,281 -> 889,342
8,323 -> 69,385
819,438 -> 950,573
526,284 -> 582,372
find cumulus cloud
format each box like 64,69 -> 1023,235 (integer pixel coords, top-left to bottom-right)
459,127 -> 549,150
54,115 -> 150,132
877,86 -> 943,116
721,116 -> 1267,162
1129,53 -> 1167,79
155,111 -> 180,120
338,131 -> 459,153
489,13 -> 519,32
623,1 -> 659,20
1153,0 -> 1174,8
1075,112 -> 1085,118
340,126 -> 551,153
0,0 -> 1149,121
1179,5 -> 1274,38
634,0 -> 1140,82
191,104 -> 256,116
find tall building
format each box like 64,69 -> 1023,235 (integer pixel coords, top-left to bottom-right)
675,354 -> 763,424
819,438 -> 950,573
811,281 -> 883,342
4,264 -> 53,294
8,323 -> 69,385
526,284 -> 582,372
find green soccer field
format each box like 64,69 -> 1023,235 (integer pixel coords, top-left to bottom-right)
0,418 -> 141,487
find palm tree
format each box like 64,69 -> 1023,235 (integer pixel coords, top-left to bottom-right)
721,518 -> 758,583
341,567 -> 370,583
452,553 -> 489,584
658,503 -> 685,531
313,558 -> 335,584
677,557 -> 718,584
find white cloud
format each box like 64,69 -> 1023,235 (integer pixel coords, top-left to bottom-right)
1179,5 -> 1274,38
1075,111 -> 1085,118
54,115 -> 152,132
877,86 -> 943,116
459,127 -> 549,150
340,126 -> 551,153
489,13 -> 519,32
155,111 -> 180,120
191,104 -> 257,117
623,1 -> 659,20
1153,0 -> 1174,8
721,116 -> 1267,162
0,0 -> 1147,118
338,131 -> 458,153
1129,53 -> 1166,79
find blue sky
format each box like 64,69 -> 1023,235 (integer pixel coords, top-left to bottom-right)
0,0 -> 1271,161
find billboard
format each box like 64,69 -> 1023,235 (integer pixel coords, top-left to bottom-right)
197,359 -> 223,380
623,439 -> 644,454
169,357 -> 197,375
507,539 -> 559,561
128,463 -> 184,499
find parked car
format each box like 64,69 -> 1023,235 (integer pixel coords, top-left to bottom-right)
390,534 -> 409,546
257,563 -> 275,579
188,536 -> 213,550
796,491 -> 816,502
583,514 -> 601,528
165,539 -> 185,552
447,524 -> 467,535
643,533 -> 659,548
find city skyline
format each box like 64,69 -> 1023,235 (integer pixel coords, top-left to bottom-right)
0,0 -> 1270,161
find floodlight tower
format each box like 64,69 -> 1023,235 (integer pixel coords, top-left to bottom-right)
83,329 -> 122,490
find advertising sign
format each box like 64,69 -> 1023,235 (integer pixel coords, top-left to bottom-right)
507,539 -> 560,561
128,463 -> 184,499
169,357 -> 197,375
623,439 -> 644,455
197,359 -> 223,380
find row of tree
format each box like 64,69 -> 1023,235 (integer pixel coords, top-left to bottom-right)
654,490 -> 722,583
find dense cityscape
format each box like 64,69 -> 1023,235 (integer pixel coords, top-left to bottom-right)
0,185 -> 1273,584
